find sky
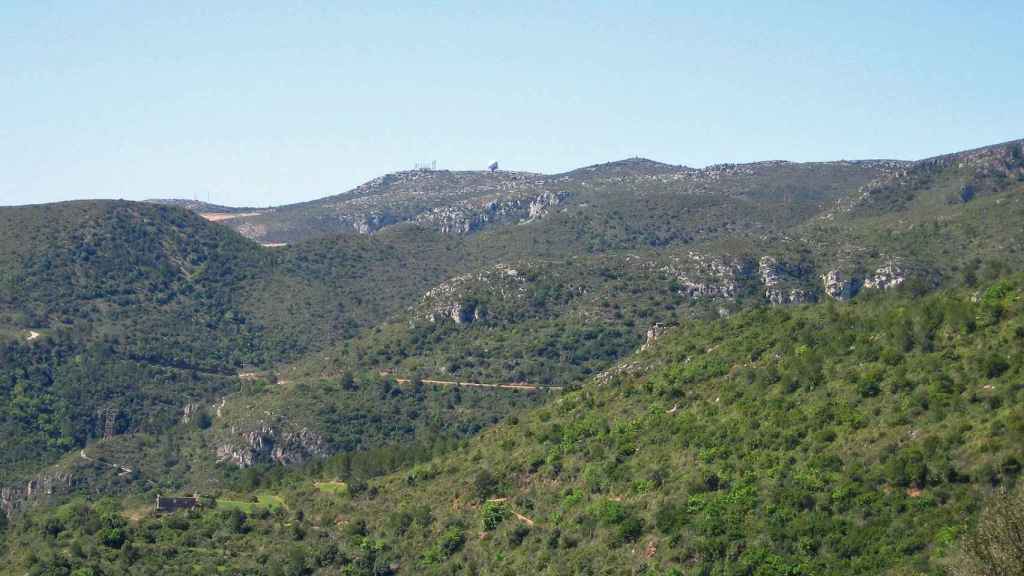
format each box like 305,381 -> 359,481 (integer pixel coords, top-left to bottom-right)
2,2 -> 1022,207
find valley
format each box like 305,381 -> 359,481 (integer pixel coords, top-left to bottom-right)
1,139 -> 1022,575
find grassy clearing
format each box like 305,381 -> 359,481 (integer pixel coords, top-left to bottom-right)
314,480 -> 348,495
214,493 -> 285,513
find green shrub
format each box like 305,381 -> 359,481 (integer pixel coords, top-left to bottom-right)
509,525 -> 530,547
481,501 -> 509,531
655,501 -> 686,534
473,470 -> 499,501
434,524 -> 465,559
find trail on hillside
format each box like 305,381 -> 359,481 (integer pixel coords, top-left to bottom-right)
266,369 -> 563,391
199,212 -> 262,222
392,377 -> 562,391
80,448 -> 133,477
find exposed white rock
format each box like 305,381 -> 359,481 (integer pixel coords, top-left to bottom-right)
821,270 -> 859,300
640,323 -> 671,352
527,191 -> 568,220
662,252 -> 753,300
864,262 -> 905,290
2,472 -> 75,516
181,402 -> 201,424
420,263 -> 529,324
758,256 -> 816,304
216,422 -> 328,468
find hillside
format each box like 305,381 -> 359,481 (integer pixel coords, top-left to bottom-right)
5,140 -> 1023,486
1,138 -> 1023,575
4,276 -> 1021,574
146,199 -> 263,215
0,203 -> 511,489
325,276 -> 1024,575
155,158 -> 895,245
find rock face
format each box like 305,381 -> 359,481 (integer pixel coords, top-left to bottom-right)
218,169 -> 573,242
758,256 -> 816,305
819,261 -> 905,299
420,263 -> 529,324
662,252 -> 755,300
527,191 -> 568,220
216,422 -> 328,468
646,251 -> 834,306
415,190 -> 570,234
355,212 -> 398,234
1,472 -> 75,516
821,270 -> 860,300
864,262 -> 905,290
640,323 -> 672,352
832,139 -> 1024,217
181,402 -> 201,424
660,252 -> 820,304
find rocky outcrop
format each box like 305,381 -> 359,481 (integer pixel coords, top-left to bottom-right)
183,397 -> 227,424
415,190 -> 570,234
658,252 -> 825,304
662,252 -> 755,300
864,262 -> 905,290
440,301 -> 484,324
758,257 -> 817,305
831,140 -> 1024,217
821,270 -> 860,300
640,323 -> 672,352
527,191 -> 568,220
2,472 -> 75,516
354,212 -> 398,234
216,422 -> 328,468
420,264 -> 529,324
181,402 -> 201,424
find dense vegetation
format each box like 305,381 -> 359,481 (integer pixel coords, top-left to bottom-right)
1,139 -> 1023,574
0,203 -> 490,484
4,276 -> 1023,574
164,156 -> 892,245
16,372 -> 541,504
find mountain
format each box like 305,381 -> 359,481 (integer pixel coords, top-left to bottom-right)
305,276 -> 1024,575
146,199 -> 263,215
152,158 -> 897,245
4,276 -> 1022,574
1,138 -> 1023,574
0,202 -> 510,488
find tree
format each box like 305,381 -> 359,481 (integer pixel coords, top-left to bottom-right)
340,372 -> 356,391
195,409 -> 213,430
473,469 -> 498,501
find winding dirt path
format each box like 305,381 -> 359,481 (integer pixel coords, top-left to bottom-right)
391,376 -> 562,391
486,497 -> 536,526
199,212 -> 262,222
80,448 -> 133,476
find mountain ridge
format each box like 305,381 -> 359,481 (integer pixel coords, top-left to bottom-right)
1,137 -> 1023,575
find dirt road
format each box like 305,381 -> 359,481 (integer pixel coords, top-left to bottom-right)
392,377 -> 561,391
80,448 -> 133,476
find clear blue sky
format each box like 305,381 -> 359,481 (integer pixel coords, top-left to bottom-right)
2,2 -> 1022,207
